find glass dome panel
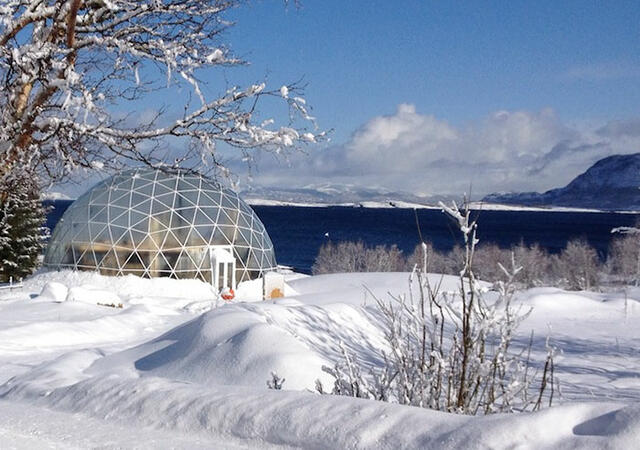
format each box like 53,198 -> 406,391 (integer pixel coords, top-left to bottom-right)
44,168 -> 277,283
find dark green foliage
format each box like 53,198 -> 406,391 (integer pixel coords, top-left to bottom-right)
0,179 -> 48,283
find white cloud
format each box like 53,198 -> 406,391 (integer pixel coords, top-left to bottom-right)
246,104 -> 640,198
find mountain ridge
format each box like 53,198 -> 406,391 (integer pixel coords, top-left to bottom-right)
484,153 -> 640,210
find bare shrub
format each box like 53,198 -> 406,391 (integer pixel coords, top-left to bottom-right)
511,242 -> 553,288
472,244 -> 512,282
319,201 -> 555,414
312,241 -> 363,275
312,241 -> 406,274
363,244 -> 406,272
552,239 -> 601,291
406,242 -> 456,274
267,372 -> 285,390
608,227 -> 640,286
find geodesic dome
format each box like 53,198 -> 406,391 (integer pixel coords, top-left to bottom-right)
44,168 -> 277,284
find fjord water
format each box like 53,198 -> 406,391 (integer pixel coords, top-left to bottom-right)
46,200 -> 640,274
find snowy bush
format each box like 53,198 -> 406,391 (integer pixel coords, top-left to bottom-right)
406,242 -> 457,275
510,242 -> 553,287
608,224 -> 640,286
408,241 -> 552,288
552,239 -> 601,291
319,201 -> 556,415
472,243 -> 513,282
312,241 -> 405,274
313,229 -> 607,292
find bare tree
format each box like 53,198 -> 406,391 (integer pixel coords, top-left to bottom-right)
406,241 -> 456,275
609,223 -> 640,286
552,239 -> 601,291
511,242 -> 552,288
312,241 -> 405,275
472,243 -> 511,282
0,0 -> 320,192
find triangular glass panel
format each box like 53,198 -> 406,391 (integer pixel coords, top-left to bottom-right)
148,216 -> 167,232
178,189 -> 200,206
130,211 -> 149,233
136,234 -> 159,252
110,208 -> 130,229
110,225 -> 132,248
210,226 -> 231,245
184,227 -> 206,247
175,207 -> 196,225
150,230 -> 168,248
123,251 -> 146,271
91,224 -> 111,243
237,213 -> 252,230
131,199 -> 152,215
199,189 -> 223,207
161,230 -> 181,250
170,211 -> 190,229
152,181 -> 172,197
216,208 -> 235,226
98,249 -> 119,269
89,205 -> 107,222
171,227 -> 191,246
194,209 -> 214,226
129,229 -> 148,247
90,190 -> 110,206
173,192 -> 195,209
236,228 -> 252,246
129,191 -> 147,209
62,247 -> 75,265
194,225 -> 215,243
109,189 -> 131,207
151,198 -> 172,216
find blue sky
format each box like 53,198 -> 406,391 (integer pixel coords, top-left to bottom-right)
225,1 -> 640,133
60,1 -> 640,198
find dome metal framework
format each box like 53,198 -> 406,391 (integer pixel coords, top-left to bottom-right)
44,168 -> 277,286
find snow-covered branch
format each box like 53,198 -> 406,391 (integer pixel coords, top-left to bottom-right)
0,0 -> 321,189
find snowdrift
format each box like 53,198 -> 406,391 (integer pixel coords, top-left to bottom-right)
1,270 -> 640,448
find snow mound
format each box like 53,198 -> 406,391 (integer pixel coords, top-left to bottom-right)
87,303 -> 337,390
6,373 -> 640,449
286,272 -> 469,306
16,270 -> 218,304
3,271 -> 640,447
66,285 -> 122,305
38,281 -> 68,302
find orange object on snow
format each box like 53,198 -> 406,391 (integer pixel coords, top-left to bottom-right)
221,287 -> 235,301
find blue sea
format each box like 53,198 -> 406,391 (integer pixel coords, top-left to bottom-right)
45,200 -> 640,274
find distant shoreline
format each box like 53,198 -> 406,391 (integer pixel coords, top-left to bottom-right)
42,196 -> 639,214
245,198 -> 639,214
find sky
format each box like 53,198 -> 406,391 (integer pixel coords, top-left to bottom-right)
59,1 -> 640,199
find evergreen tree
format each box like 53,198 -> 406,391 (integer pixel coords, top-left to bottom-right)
0,177 -> 48,283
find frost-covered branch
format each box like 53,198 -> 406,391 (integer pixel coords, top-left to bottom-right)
323,200 -> 555,415
1,0 -> 322,191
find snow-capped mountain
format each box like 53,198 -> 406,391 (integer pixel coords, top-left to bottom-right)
239,183 -> 449,206
484,153 -> 640,210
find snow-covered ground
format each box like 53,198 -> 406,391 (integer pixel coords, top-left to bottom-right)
0,270 -> 639,448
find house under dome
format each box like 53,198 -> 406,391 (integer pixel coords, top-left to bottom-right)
44,168 -> 277,290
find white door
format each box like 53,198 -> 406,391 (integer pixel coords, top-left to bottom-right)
209,245 -> 236,291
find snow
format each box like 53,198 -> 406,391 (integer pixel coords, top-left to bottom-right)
1,270 -> 640,448
40,191 -> 72,201
244,198 -> 638,213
